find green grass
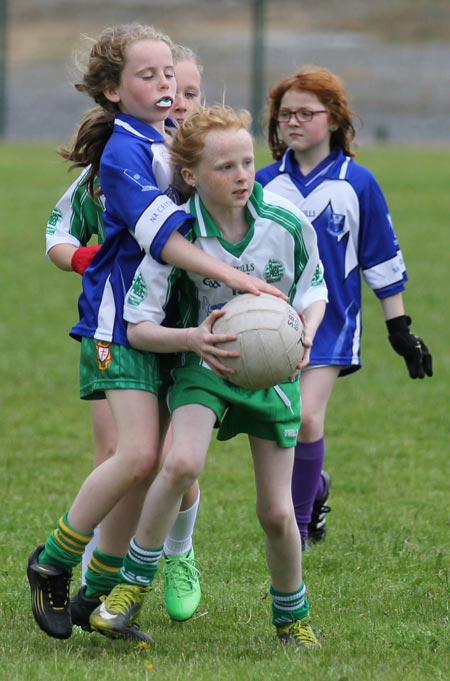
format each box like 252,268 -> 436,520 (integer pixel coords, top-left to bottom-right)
0,143 -> 449,680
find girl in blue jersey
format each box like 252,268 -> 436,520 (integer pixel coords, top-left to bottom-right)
44,45 -> 206,631
27,24 -> 284,642
256,65 -> 432,549
89,105 -> 327,649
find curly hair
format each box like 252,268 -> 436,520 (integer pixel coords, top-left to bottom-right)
264,65 -> 360,161
59,23 -> 175,196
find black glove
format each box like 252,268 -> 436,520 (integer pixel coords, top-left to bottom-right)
386,315 -> 433,379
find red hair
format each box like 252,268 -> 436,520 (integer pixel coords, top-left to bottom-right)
264,65 -> 360,160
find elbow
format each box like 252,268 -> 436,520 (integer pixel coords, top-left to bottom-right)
127,320 -> 161,353
48,244 -> 76,272
127,323 -> 142,350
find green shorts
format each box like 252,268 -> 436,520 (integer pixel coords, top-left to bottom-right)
159,352 -> 179,399
168,364 -> 300,448
79,337 -> 161,400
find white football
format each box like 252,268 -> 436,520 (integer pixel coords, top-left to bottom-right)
213,293 -> 304,389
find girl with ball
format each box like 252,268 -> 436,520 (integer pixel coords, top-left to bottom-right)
89,104 -> 327,648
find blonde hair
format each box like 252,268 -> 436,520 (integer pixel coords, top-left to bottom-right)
60,23 -> 175,195
173,44 -> 203,73
170,105 -> 252,200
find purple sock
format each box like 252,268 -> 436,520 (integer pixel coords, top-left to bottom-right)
291,437 -> 325,537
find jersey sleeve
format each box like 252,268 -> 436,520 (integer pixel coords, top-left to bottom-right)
123,253 -> 180,326
291,209 -> 328,312
45,169 -> 105,254
356,168 -> 407,298
100,141 -> 193,264
260,188 -> 328,313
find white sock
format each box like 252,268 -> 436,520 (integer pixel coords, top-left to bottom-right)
82,525 -> 99,586
163,491 -> 200,557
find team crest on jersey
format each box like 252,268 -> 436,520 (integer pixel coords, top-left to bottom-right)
46,208 -> 62,235
311,262 -> 324,287
263,259 -> 285,283
96,341 -> 112,371
127,273 -> 147,306
327,211 -> 346,237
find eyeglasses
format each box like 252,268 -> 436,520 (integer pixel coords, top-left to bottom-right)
276,109 -> 328,124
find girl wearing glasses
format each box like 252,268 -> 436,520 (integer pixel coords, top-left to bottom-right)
256,65 -> 432,551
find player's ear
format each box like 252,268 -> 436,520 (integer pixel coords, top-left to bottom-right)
103,87 -> 121,104
181,167 -> 196,187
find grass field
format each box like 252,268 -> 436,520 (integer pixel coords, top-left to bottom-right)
0,143 -> 449,680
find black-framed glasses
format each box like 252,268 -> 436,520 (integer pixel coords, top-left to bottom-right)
276,109 -> 328,124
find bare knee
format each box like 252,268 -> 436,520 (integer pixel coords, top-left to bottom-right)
257,502 -> 293,538
299,406 -> 322,440
93,441 -> 116,468
119,446 -> 159,485
161,450 -> 201,493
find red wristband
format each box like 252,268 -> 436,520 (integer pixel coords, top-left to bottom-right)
71,245 -> 102,275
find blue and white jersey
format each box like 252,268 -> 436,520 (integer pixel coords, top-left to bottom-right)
256,148 -> 407,374
124,181 -> 328,371
70,113 -> 194,346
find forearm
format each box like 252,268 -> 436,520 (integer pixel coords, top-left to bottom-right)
127,321 -> 190,354
160,231 -> 287,299
295,300 -> 326,370
48,243 -> 77,271
161,231 -> 235,285
302,300 -> 327,342
380,293 -> 405,321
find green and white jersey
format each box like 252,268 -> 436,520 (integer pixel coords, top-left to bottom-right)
124,181 -> 327,368
45,168 -> 106,253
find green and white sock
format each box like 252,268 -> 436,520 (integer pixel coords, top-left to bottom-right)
270,581 -> 310,626
120,537 -> 163,587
